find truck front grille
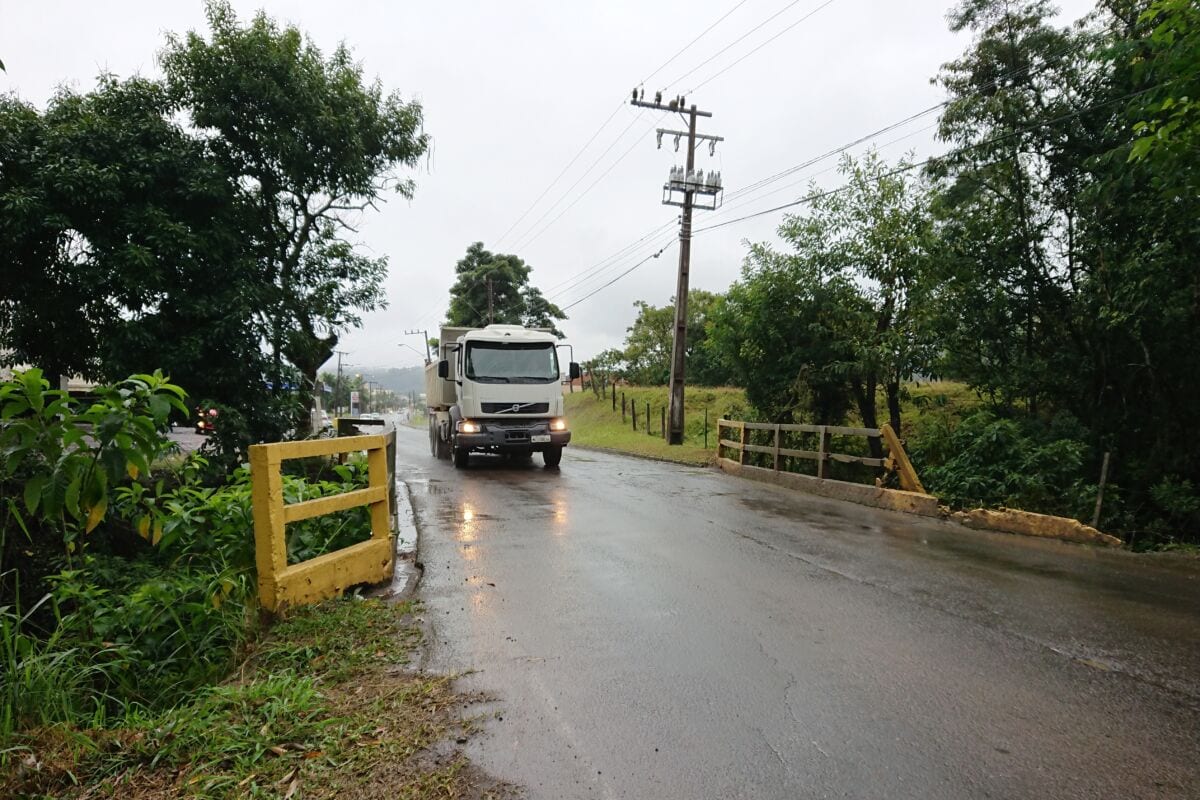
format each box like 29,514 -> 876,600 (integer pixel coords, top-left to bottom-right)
482,402 -> 550,414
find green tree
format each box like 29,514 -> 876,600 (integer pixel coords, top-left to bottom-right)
777,152 -> 939,439
619,290 -> 728,386
445,242 -> 567,336
1127,0 -> 1200,174
160,0 -> 429,427
929,0 -> 1087,413
708,250 -> 864,425
0,77 -> 268,412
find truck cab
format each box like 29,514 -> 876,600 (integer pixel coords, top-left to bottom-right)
425,325 -> 580,468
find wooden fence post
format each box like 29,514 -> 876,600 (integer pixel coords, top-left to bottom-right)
646,402 -> 650,436
662,407 -> 666,441
632,403 -> 637,431
622,394 -> 626,423
817,425 -> 830,479
704,408 -> 708,449
773,424 -> 781,471
611,384 -> 616,411
739,421 -> 750,466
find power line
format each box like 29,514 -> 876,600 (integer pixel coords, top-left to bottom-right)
559,241 -> 677,312
511,116 -> 659,252
560,80 -> 1172,315
493,100 -> 625,250
687,0 -> 839,94
543,218 -> 677,296
493,0 -> 755,251
692,80 -> 1177,235
504,110 -> 647,251
551,229 -> 680,305
639,0 -> 751,86
686,31 -> 1101,220
661,0 -> 806,91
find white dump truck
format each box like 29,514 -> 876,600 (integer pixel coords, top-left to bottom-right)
425,325 -> 580,468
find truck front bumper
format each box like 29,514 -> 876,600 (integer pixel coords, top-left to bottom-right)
455,419 -> 571,450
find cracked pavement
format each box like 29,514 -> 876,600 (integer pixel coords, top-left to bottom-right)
396,425 -> 1200,799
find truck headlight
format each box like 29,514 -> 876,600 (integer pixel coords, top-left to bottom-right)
458,420 -> 481,433
550,417 -> 567,431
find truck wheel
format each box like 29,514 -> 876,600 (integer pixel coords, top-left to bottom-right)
453,447 -> 470,469
435,427 -> 451,460
428,418 -> 437,456
542,446 -> 563,468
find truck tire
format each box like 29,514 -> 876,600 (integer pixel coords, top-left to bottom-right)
542,446 -> 563,468
434,424 -> 451,460
428,418 -> 437,456
453,447 -> 470,469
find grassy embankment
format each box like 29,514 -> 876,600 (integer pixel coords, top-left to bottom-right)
564,386 -> 748,465
563,381 -> 980,468
4,598 -> 506,799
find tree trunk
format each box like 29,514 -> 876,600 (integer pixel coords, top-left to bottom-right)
852,376 -> 883,459
886,380 -> 902,438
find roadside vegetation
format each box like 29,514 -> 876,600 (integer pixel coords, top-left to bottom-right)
4,597 -> 508,799
1,369 -> 500,796
571,1 -> 1200,549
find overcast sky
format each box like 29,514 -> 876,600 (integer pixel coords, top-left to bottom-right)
2,0 -> 1096,373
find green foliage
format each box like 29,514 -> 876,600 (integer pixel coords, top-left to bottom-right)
707,246 -> 864,425
615,290 -> 731,387
0,372 -> 383,743
0,369 -> 186,568
1,0 -> 428,451
1127,0 -> 1200,174
2,599 -> 482,800
445,242 -> 567,336
908,409 -> 1093,517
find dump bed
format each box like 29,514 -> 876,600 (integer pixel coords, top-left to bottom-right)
423,326 -> 472,409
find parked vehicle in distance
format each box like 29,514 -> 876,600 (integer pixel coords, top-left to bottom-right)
426,324 -> 580,469
194,404 -> 219,435
320,410 -> 332,430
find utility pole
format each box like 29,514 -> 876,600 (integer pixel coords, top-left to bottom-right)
487,277 -> 495,325
404,329 -> 431,363
631,88 -> 723,444
333,350 -> 349,414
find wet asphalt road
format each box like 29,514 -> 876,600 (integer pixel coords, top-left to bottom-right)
396,426 -> 1200,799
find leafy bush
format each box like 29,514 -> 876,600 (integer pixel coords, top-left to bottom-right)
908,409 -> 1096,519
1,370 -> 381,744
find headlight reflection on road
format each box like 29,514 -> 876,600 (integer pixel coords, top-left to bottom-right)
458,502 -> 477,544
551,489 -> 568,534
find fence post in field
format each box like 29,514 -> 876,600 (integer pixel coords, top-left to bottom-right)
704,408 -> 709,449
817,425 -> 830,479
773,424 -> 782,471
646,402 -> 651,436
632,402 -> 637,431
622,393 -> 626,423
739,421 -> 750,466
662,407 -> 666,441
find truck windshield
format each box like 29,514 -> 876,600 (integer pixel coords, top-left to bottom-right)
465,342 -> 560,384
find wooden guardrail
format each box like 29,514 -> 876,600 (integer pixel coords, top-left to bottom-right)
250,433 -> 394,612
716,419 -> 925,494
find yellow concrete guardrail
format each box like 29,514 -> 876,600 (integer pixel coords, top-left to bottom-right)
250,433 -> 393,612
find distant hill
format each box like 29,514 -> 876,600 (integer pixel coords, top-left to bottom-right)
358,365 -> 426,393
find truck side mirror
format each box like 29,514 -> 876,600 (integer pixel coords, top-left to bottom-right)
569,362 -> 581,380
437,360 -> 449,379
